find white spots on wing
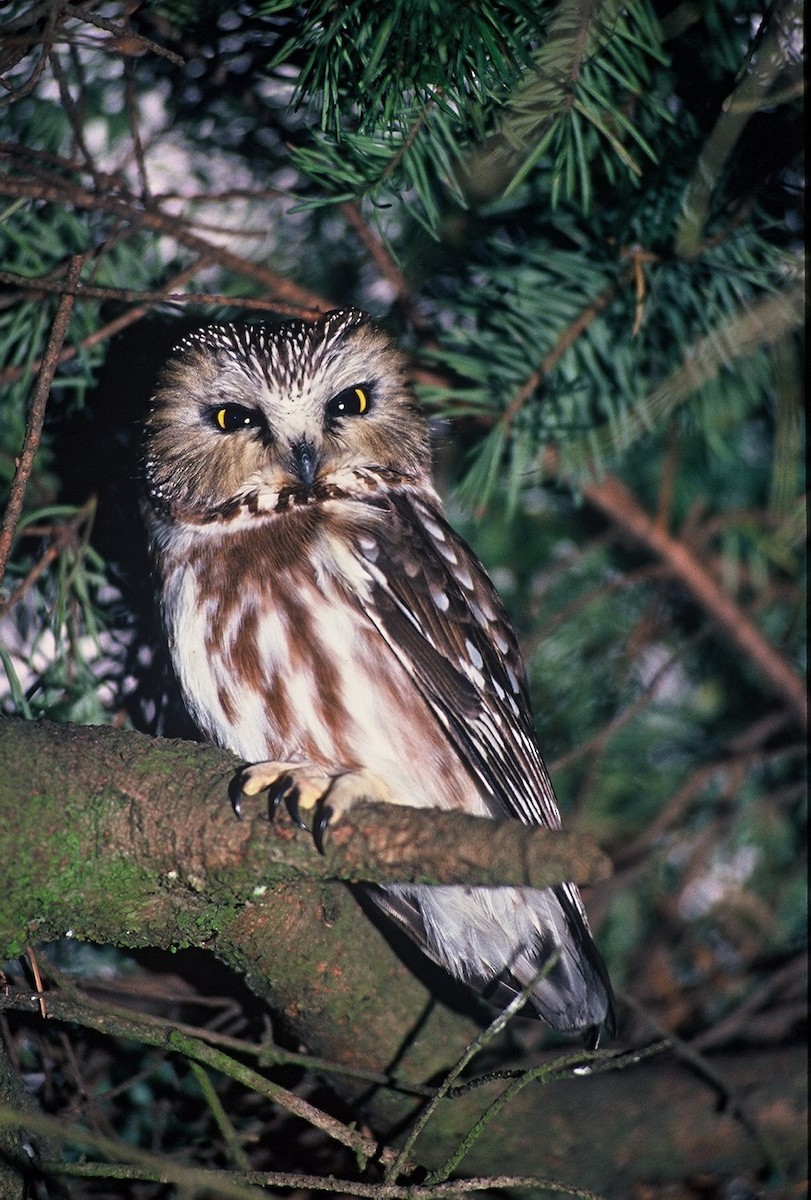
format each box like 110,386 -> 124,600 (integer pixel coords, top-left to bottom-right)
457,638 -> 486,689
430,586 -> 450,612
452,560 -> 475,591
492,627 -> 510,654
466,592 -> 499,644
434,539 -> 458,566
468,600 -> 490,629
505,663 -> 521,695
464,639 -> 484,671
419,510 -> 447,543
468,666 -> 486,690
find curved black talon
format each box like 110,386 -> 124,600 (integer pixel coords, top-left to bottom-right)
312,803 -> 333,855
228,774 -> 247,819
266,773 -> 294,820
284,786 -> 308,830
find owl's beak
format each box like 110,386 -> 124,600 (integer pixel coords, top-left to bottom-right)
288,438 -> 321,490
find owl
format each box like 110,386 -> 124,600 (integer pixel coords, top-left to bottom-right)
142,309 -> 613,1041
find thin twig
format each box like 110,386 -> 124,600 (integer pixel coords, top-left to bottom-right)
124,55 -> 151,200
0,258 -> 214,387
67,4 -> 185,67
0,254 -> 84,582
0,983 -> 432,1098
689,953 -> 808,1052
0,1102 -> 611,1197
581,472 -> 807,729
341,200 -> 425,328
0,0 -> 59,107
188,1061 -> 252,1171
0,172 -> 333,313
0,268 -> 320,388
501,270 -> 628,431
548,628 -> 710,776
620,992 -> 785,1176
615,736 -> 802,868
384,983 -> 535,1183
0,497 -> 96,619
0,269 -> 320,312
166,1030 -> 403,1170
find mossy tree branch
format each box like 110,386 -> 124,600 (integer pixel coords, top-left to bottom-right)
0,715 -> 611,945
0,715 -> 607,1097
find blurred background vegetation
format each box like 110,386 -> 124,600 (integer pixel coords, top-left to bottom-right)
0,1 -> 806,1197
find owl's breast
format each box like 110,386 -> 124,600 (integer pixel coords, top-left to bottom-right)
158,514 -> 483,816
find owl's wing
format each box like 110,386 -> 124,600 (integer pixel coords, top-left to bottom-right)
346,490 -> 561,831
343,489 -> 614,1037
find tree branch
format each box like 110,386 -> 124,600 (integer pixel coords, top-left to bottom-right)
0,717 -> 610,941
675,0 -> 802,258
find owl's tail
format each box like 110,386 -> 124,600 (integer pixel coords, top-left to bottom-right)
374,882 -> 615,1042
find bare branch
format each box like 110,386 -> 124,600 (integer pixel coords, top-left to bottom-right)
0,254 -> 84,582
581,473 -> 807,729
0,170 -> 333,314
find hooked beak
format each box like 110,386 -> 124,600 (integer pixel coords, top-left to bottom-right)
288,438 -> 321,490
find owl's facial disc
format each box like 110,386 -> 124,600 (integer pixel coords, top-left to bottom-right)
144,311 -> 432,522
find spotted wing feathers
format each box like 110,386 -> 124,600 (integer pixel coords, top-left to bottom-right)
350,492 -> 562,831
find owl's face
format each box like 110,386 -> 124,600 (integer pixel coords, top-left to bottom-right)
143,310 -> 431,522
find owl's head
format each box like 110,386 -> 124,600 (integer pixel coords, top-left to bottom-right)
143,310 -> 431,521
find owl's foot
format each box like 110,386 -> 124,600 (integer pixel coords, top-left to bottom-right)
229,761 -> 394,854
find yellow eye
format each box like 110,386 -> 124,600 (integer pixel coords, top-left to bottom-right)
327,385 -> 370,423
212,404 -> 262,433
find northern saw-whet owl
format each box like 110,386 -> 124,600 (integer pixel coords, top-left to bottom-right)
142,309 -> 613,1040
